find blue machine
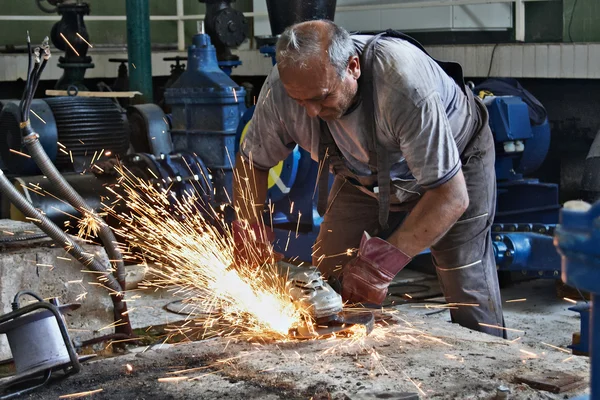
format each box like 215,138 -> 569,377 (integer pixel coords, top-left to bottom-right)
479,93 -> 562,277
485,95 -> 560,224
165,29 -> 246,205
554,201 -> 600,400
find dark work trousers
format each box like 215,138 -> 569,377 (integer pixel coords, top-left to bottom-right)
312,94 -> 506,338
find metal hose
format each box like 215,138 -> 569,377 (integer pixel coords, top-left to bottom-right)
0,168 -> 131,335
22,131 -> 127,289
0,168 -> 121,293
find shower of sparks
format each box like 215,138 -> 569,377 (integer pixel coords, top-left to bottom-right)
99,164 -> 305,339
77,211 -> 101,239
76,32 -> 93,48
60,33 -> 80,56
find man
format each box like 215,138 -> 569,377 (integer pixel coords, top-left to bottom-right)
233,20 -> 505,337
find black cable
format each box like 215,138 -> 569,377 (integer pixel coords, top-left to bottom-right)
487,43 -> 499,78
11,290 -> 44,311
568,0 -> 579,43
20,37 -> 33,121
27,58 -> 48,112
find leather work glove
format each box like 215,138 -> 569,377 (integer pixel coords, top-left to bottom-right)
232,220 -> 283,268
341,232 -> 412,305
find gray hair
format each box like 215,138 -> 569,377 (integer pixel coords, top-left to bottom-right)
275,20 -> 356,78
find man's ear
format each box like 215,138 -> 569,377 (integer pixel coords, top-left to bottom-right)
347,55 -> 361,79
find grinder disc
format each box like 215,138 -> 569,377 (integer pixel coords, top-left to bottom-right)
290,310 -> 375,339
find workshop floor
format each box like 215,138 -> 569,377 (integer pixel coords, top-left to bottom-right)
18,275 -> 591,400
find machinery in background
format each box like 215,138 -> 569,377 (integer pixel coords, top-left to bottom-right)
0,97 -> 173,175
474,79 -> 563,279
554,200 -> 600,400
36,0 -> 94,90
475,78 -> 560,224
165,25 -> 246,206
200,0 -> 249,76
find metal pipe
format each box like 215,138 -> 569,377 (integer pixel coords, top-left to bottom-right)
0,166 -> 132,337
514,0 -> 525,42
22,134 -> 127,291
176,0 -> 185,51
126,0 -> 153,103
0,169 -> 121,294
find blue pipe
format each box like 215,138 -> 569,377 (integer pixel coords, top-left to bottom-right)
493,231 -> 561,275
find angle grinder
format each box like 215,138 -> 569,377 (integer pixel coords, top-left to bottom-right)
275,261 -> 374,339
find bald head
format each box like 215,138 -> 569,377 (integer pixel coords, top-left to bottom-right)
275,20 -> 356,78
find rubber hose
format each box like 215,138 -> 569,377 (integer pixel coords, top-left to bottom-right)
0,169 -> 122,294
23,133 -> 127,288
0,168 -> 132,336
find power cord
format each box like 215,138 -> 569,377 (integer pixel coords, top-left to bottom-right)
568,0 -> 579,43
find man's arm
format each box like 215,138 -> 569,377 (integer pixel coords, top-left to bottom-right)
233,153 -> 269,224
386,169 -> 469,257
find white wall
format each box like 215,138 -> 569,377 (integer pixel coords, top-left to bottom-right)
252,0 -> 513,36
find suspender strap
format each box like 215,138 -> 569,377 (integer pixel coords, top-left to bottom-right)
317,119 -> 331,217
361,33 -> 391,229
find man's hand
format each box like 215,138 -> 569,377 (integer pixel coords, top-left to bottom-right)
232,220 -> 283,268
341,232 -> 412,305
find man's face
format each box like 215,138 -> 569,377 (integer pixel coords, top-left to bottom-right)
279,56 -> 360,121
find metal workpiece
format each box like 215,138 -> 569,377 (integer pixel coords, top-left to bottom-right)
274,261 -> 374,339
126,0 -> 153,103
554,200 -> 600,400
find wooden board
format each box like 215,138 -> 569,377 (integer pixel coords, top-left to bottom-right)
515,371 -> 586,393
45,90 -> 142,98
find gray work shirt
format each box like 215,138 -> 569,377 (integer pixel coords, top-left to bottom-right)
240,34 -> 476,205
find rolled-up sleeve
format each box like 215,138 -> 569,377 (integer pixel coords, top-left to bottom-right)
239,69 -> 296,170
394,92 -> 461,189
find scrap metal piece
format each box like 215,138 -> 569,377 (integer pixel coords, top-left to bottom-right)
514,372 -> 586,394
290,310 -> 375,339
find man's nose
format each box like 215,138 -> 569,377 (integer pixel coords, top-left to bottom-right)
304,102 -> 321,118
